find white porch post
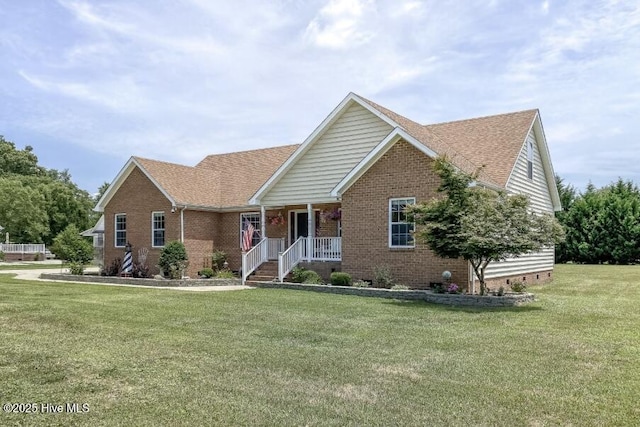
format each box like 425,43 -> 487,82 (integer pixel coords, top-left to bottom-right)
260,205 -> 266,240
307,203 -> 313,262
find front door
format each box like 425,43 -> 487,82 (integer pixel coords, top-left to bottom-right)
289,211 -> 308,245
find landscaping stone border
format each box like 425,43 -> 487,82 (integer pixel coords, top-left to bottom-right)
251,281 -> 535,307
39,273 -> 241,287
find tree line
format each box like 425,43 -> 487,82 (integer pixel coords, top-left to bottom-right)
555,176 -> 640,264
0,136 -> 103,245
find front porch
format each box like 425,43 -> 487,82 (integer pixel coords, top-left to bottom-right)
242,203 -> 342,284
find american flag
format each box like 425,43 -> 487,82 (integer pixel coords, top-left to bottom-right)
242,220 -> 255,252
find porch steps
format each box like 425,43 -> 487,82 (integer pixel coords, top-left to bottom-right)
246,261 -> 289,283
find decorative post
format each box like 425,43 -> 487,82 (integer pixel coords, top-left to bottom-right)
307,203 -> 313,262
122,242 -> 133,276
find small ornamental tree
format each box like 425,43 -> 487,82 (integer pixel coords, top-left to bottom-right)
50,224 -> 93,274
405,157 -> 564,295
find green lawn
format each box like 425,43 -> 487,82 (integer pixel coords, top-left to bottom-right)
1,264 -> 639,426
0,263 -> 63,271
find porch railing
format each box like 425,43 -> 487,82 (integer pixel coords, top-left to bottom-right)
268,238 -> 285,260
241,238 -> 269,285
278,236 -> 306,283
0,243 -> 46,254
310,237 -> 342,261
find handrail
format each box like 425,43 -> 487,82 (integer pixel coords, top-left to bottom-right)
310,237 -> 342,261
278,236 -> 306,282
241,237 -> 269,285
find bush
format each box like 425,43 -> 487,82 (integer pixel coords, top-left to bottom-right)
301,270 -> 323,284
101,258 -> 122,276
510,280 -> 527,293
330,272 -> 352,286
373,265 -> 394,288
215,269 -> 236,279
212,250 -> 227,271
158,241 -> 189,279
33,252 -> 42,261
291,266 -> 307,283
0,250 -> 5,261
391,284 -> 409,290
132,262 -> 151,278
352,280 -> 369,288
68,261 -> 85,275
200,267 -> 215,278
51,224 -> 93,264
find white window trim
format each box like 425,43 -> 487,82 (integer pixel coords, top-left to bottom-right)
240,212 -> 261,248
114,213 -> 126,248
151,211 -> 165,248
388,198 -> 416,249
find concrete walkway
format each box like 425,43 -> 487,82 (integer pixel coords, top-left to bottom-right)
0,261 -> 252,292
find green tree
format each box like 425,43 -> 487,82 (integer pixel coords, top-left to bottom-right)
50,224 -> 93,267
0,136 -> 43,176
406,157 -> 564,295
555,175 -> 578,263
0,178 -> 49,242
158,241 -> 189,279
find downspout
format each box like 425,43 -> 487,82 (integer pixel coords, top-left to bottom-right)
469,261 -> 476,294
180,206 -> 186,243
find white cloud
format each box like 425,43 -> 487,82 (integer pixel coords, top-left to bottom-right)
304,0 -> 375,49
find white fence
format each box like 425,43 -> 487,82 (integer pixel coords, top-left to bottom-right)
279,236 -> 306,283
0,243 -> 46,254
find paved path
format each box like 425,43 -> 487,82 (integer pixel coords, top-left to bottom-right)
0,262 -> 252,292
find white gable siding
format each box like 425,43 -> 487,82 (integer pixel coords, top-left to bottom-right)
261,103 -> 393,205
484,129 -> 555,279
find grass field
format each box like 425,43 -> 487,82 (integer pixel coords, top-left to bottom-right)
0,264 -> 64,271
1,264 -> 639,426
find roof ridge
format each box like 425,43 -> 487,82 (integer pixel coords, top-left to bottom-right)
425,109 -> 538,127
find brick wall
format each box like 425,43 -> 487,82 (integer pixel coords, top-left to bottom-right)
341,140 -> 469,287
482,269 -> 553,293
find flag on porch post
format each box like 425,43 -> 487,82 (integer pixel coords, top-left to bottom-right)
242,220 -> 256,252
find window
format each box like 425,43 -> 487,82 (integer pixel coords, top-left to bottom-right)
389,198 -> 415,248
527,140 -> 534,180
240,213 -> 261,248
115,214 -> 126,247
152,212 -> 165,247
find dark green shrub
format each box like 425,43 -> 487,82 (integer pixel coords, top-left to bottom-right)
212,250 -> 228,271
301,270 -> 323,284
330,272 -> 352,286
200,267 -> 214,278
33,252 -> 42,261
158,241 -> 189,279
0,250 -> 5,261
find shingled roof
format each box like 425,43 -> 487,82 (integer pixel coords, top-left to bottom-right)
359,95 -> 538,188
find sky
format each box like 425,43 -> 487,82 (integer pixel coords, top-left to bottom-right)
1,0 -> 638,195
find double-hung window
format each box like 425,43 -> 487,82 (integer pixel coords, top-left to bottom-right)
152,212 -> 165,247
240,213 -> 261,249
389,198 -> 415,248
115,214 -> 126,247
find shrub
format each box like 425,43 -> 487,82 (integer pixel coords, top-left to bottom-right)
215,269 -> 236,279
212,250 -> 228,271
0,250 -> 5,261
352,280 -> 369,288
101,258 -> 122,276
33,252 -> 42,261
373,265 -> 394,288
200,267 -> 215,278
391,284 -> 409,290
510,280 -> 527,293
68,262 -> 85,275
301,270 -> 323,284
330,272 -> 352,286
51,225 -> 93,264
132,262 -> 151,278
447,283 -> 460,294
291,266 -> 307,283
496,286 -> 505,296
158,241 -> 189,279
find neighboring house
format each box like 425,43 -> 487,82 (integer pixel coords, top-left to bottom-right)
81,214 -> 105,264
95,92 -> 561,290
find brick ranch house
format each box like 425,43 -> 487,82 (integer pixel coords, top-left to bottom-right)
95,92 -> 561,291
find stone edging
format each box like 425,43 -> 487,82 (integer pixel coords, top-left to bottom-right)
250,281 -> 535,307
39,273 -> 241,287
